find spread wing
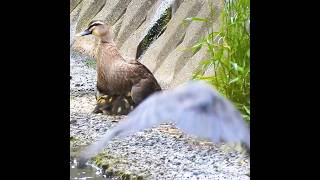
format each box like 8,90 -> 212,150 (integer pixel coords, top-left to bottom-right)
78,80 -> 249,166
119,80 -> 249,146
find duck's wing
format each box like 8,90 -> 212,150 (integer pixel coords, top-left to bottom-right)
122,81 -> 249,147
119,57 -> 161,93
78,81 -> 249,165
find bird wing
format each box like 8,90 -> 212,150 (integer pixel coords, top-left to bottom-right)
118,58 -> 161,91
174,93 -> 250,148
78,81 -> 249,165
120,56 -> 156,79
122,80 -> 249,147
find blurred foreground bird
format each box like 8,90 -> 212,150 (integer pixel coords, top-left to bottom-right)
77,80 -> 250,167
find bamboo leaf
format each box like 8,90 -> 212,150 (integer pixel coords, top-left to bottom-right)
229,77 -> 239,84
243,105 -> 250,115
184,17 -> 209,22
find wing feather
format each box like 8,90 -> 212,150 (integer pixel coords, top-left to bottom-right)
78,80 -> 250,166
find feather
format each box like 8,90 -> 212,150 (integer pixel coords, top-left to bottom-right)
78,80 -> 250,167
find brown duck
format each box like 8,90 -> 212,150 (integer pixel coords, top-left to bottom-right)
76,20 -> 161,114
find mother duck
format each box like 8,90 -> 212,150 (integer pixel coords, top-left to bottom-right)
76,20 -> 161,114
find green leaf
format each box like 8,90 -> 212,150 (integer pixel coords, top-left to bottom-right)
199,59 -> 212,65
223,44 -> 231,50
208,32 -> 221,40
229,77 -> 239,84
184,17 -> 209,22
243,105 -> 250,115
192,41 -> 204,49
231,62 -> 244,72
192,0 -> 250,122
190,42 -> 203,54
231,62 -> 238,69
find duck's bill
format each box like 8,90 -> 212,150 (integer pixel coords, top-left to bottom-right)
75,29 -> 91,37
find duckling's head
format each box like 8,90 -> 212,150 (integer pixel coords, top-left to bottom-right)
76,20 -> 113,42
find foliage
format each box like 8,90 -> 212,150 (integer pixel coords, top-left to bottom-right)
85,58 -> 96,69
188,0 -> 250,121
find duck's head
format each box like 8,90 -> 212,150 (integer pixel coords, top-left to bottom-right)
75,20 -> 112,39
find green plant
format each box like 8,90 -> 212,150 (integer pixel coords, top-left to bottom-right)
85,58 -> 96,69
188,0 -> 250,121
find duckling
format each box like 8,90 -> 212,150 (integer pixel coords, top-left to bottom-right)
92,95 -> 112,114
76,20 -> 161,114
94,93 -> 134,115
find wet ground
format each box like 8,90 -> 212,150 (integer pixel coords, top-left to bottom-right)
70,158 -> 108,180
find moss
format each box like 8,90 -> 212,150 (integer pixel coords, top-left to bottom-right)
131,175 -> 144,180
104,167 -> 114,177
92,152 -> 108,166
116,170 -> 131,180
85,58 -> 96,69
90,151 -> 146,179
136,7 -> 172,59
101,164 -> 109,169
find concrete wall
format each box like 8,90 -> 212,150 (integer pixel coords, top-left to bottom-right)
70,0 -> 224,89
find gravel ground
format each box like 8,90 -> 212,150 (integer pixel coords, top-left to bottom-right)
70,51 -> 250,180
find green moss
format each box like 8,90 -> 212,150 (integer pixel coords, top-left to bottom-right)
85,58 -> 96,69
136,7 -> 172,59
116,170 -> 131,180
90,151 -> 146,179
105,167 -> 114,177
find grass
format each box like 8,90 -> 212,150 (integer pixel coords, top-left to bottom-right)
187,0 -> 250,122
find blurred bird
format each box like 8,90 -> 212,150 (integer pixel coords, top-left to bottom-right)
77,80 -> 250,167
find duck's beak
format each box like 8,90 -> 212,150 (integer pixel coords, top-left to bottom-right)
75,29 -> 91,37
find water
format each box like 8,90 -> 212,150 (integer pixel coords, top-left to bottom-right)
70,158 -> 108,180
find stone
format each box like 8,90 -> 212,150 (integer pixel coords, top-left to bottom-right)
75,0 -> 107,32
119,0 -> 171,58
70,0 -> 83,13
115,0 -> 157,47
155,0 -> 223,88
92,0 -> 132,26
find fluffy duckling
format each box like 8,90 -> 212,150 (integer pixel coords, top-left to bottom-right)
93,94 -> 133,115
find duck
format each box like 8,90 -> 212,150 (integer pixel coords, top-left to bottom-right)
76,20 -> 161,114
